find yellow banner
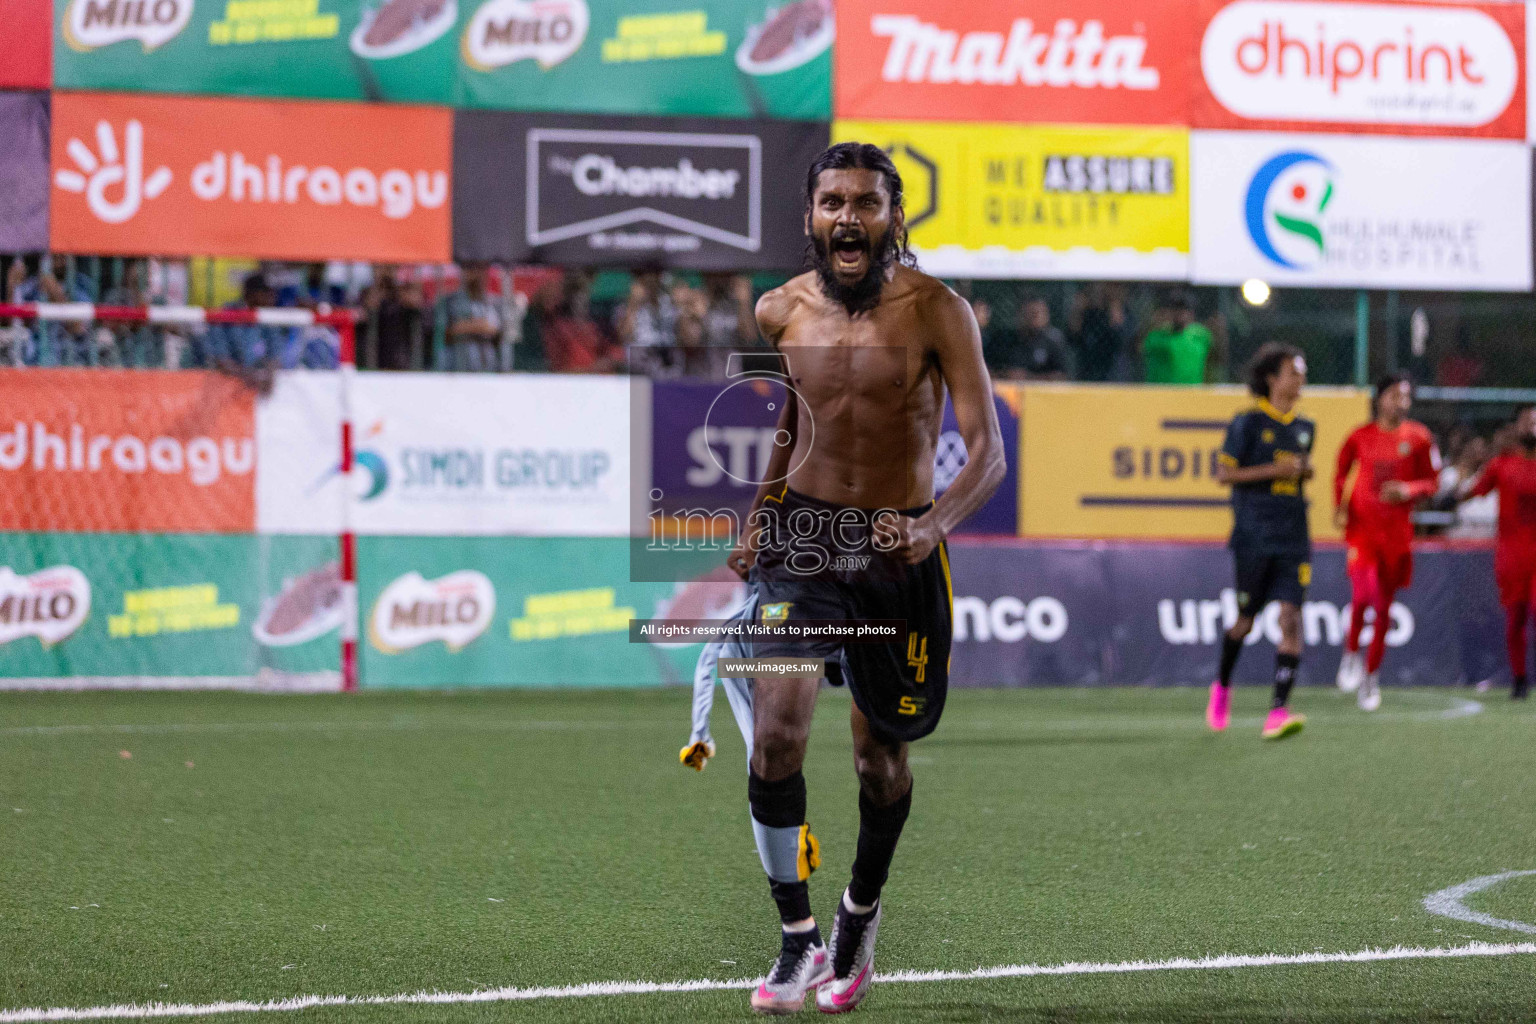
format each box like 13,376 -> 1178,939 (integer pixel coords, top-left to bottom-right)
1019,384 -> 1367,541
833,120 -> 1189,277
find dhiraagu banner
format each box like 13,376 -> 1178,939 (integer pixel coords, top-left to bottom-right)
0,533 -> 341,687
53,0 -> 832,118
834,119 -> 1190,280
358,536 -> 741,688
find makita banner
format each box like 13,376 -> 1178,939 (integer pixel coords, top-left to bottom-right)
834,0 -> 1193,124
1195,0 -> 1527,139
453,112 -> 826,268
947,541 -> 1507,689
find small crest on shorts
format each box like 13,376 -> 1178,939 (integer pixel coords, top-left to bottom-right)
1261,429 -> 1275,443
760,601 -> 791,626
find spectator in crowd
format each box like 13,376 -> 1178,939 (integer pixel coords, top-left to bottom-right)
699,273 -> 759,348
1446,430 -> 1502,540
280,262 -> 346,310
101,258 -> 173,367
1436,325 -> 1486,389
1068,283 -> 1133,382
1439,434 -> 1491,503
1141,290 -> 1216,385
6,254 -> 95,365
360,267 -> 425,371
435,260 -> 504,372
532,270 -> 621,374
615,268 -> 681,376
984,295 -> 1076,381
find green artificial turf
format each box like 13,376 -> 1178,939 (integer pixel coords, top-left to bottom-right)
1,685 -> 1533,1022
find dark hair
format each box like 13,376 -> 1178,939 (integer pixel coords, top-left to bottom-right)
1371,371 -> 1412,416
1247,342 -> 1303,398
803,142 -> 917,268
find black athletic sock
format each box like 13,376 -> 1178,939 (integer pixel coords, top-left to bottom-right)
1218,633 -> 1244,686
1514,676 -> 1529,699
768,879 -> 814,927
768,923 -> 823,980
848,784 -> 912,908
1273,653 -> 1300,709
750,770 -> 814,925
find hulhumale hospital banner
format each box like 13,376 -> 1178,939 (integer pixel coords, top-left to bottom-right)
453,112 -> 827,268
1190,130 -> 1533,291
51,0 -> 831,118
0,92 -> 50,253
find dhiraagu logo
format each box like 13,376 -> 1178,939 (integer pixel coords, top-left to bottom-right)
1244,150 -> 1335,270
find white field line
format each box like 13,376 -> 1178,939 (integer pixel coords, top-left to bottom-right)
0,695 -> 1481,740
1423,871 -> 1536,935
1,943 -> 1532,1022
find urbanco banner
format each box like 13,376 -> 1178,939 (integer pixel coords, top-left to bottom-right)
834,0 -> 1193,124
50,91 -> 451,262
835,119 -> 1190,280
1195,0 -> 1527,139
349,373 -> 634,536
52,0 -> 830,119
1190,130 -> 1533,290
453,111 -> 826,268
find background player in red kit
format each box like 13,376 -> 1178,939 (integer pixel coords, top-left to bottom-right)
1460,407 -> 1536,700
1332,374 -> 1440,711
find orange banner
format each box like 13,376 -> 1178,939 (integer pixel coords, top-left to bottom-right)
50,92 -> 452,262
0,370 -> 256,533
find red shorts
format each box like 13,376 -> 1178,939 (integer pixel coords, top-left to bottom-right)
1346,537 -> 1413,599
1494,548 -> 1536,608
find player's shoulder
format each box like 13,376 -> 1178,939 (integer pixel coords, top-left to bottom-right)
754,273 -> 816,341
1405,420 -> 1436,444
898,265 -> 969,315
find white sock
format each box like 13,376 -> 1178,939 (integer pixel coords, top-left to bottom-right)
843,890 -> 876,915
783,917 -> 818,934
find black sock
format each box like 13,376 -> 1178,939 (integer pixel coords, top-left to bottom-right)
750,770 -> 814,925
848,784 -> 912,908
769,879 -> 814,928
1515,676 -> 1529,698
1218,633 -> 1243,686
1273,653 -> 1300,709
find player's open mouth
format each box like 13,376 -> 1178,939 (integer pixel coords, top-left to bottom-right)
832,236 -> 868,272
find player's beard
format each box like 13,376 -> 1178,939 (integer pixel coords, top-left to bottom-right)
810,226 -> 897,315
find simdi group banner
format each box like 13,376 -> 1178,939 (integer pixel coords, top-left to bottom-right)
1190,131 -> 1533,291
835,120 -> 1189,280
0,532 -> 342,687
1194,0 -> 1526,139
833,0 -> 1192,124
49,91 -> 452,262
453,112 -> 827,268
0,92 -> 50,254
52,0 -> 831,119
1019,384 -> 1366,542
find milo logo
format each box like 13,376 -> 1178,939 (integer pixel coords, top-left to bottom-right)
462,0 -> 587,71
64,0 -> 193,51
0,566 -> 91,648
368,570 -> 495,654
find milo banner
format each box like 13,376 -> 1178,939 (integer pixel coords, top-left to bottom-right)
0,532 -> 341,688
358,536 -> 733,687
948,541 -> 1506,689
453,111 -> 827,268
52,0 -> 831,118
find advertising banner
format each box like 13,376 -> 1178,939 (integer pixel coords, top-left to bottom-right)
0,0 -> 51,88
1190,130 -> 1533,291
0,92 -> 50,253
0,369 -> 257,534
49,91 -> 452,262
948,541 -> 1504,689
0,532 -> 341,687
255,371 -> 344,535
51,0 -> 831,118
649,378 -> 1018,536
1018,384 -> 1366,542
453,111 -> 825,268
358,536 -> 713,687
834,0 -> 1192,125
349,372 -> 633,536
834,120 -> 1189,280
1195,0 -> 1527,139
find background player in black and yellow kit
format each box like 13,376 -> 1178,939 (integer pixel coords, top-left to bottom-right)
1208,343 -> 1314,740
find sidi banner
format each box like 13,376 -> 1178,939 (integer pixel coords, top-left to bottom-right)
0,0 -> 51,88
834,0 -> 1193,125
1190,130 -> 1533,290
453,111 -> 825,268
49,91 -> 451,262
0,370 -> 257,533
1195,0 -> 1527,139
0,92 -> 50,253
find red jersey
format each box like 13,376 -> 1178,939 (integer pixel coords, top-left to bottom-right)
1467,450 -> 1536,553
1334,420 -> 1440,551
